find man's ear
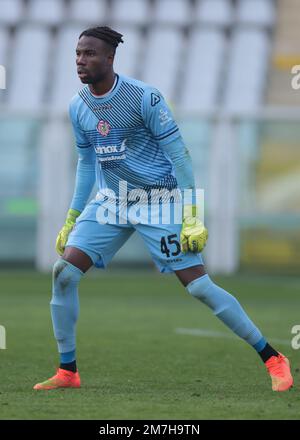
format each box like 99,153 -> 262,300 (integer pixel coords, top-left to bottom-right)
108,52 -> 115,65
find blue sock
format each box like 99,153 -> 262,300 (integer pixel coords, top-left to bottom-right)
50,259 -> 83,359
253,337 -> 267,353
60,350 -> 76,364
187,275 -> 264,349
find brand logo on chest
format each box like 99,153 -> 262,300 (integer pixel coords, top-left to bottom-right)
93,104 -> 113,111
95,139 -> 127,155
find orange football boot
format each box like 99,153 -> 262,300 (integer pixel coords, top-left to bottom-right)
33,368 -> 81,390
265,353 -> 293,392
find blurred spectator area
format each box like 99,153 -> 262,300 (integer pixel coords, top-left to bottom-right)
0,0 -> 299,273
0,0 -> 279,111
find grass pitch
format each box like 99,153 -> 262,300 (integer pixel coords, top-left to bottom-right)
0,269 -> 300,420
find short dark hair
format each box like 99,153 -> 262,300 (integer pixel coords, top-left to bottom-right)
79,26 -> 124,50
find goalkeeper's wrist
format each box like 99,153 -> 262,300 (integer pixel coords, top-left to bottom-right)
183,204 -> 198,219
181,185 -> 197,217
66,208 -> 81,224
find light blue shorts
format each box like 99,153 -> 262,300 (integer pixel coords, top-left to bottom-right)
67,199 -> 203,273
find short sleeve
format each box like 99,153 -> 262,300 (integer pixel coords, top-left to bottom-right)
141,87 -> 180,147
69,100 -> 91,149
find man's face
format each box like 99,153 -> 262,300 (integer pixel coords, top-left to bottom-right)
76,35 -> 114,84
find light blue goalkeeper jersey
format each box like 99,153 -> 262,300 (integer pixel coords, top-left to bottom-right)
69,74 -> 181,200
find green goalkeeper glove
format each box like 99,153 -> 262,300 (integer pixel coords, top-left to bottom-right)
180,205 -> 208,253
55,209 -> 81,256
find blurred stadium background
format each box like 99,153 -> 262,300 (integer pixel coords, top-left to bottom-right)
0,0 -> 299,275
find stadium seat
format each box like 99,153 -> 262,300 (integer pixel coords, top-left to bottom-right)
194,0 -> 233,26
0,118 -> 39,191
26,0 -> 65,25
0,27 -> 9,102
224,29 -> 270,112
0,27 -> 9,71
179,119 -> 211,187
141,27 -> 184,101
110,0 -> 150,26
7,26 -> 52,111
180,29 -> 226,112
49,26 -> 84,112
68,0 -> 107,24
0,0 -> 24,25
236,0 -> 276,27
113,26 -> 142,78
152,0 -> 191,26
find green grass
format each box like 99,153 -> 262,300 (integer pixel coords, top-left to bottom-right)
0,269 -> 300,420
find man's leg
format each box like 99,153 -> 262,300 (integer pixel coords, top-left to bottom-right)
34,247 -> 92,390
175,265 -> 293,392
51,248 -> 93,371
34,198 -> 134,390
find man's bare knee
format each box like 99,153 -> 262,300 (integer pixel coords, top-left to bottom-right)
62,247 -> 93,273
175,265 -> 206,287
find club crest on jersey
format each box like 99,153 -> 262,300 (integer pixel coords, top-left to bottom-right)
97,120 -> 111,136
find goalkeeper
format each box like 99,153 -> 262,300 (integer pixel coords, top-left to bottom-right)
34,26 -> 293,392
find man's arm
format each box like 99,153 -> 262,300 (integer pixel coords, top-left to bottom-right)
162,136 -> 196,203
70,145 -> 96,213
55,101 -> 96,256
69,99 -> 96,212
141,87 -> 195,201
141,87 -> 208,253
161,137 -> 208,253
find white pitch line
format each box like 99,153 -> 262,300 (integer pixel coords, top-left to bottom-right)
175,328 -> 291,346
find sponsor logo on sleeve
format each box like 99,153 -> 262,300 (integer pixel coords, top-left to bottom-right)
159,109 -> 173,126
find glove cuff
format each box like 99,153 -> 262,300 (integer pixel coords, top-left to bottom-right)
66,208 -> 81,224
183,204 -> 197,219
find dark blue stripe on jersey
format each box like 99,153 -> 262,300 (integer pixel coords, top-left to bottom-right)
118,160 -> 172,184
126,148 -> 169,168
125,151 -> 171,177
84,127 -> 134,135
78,81 -> 144,128
77,143 -> 91,149
122,82 -> 144,106
109,166 -> 153,186
127,145 -> 169,166
154,125 -> 178,140
103,164 -> 157,186
103,167 -> 177,191
125,137 -> 168,160
84,129 -> 171,166
74,77 -> 181,198
155,127 -> 179,141
118,161 -> 163,181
